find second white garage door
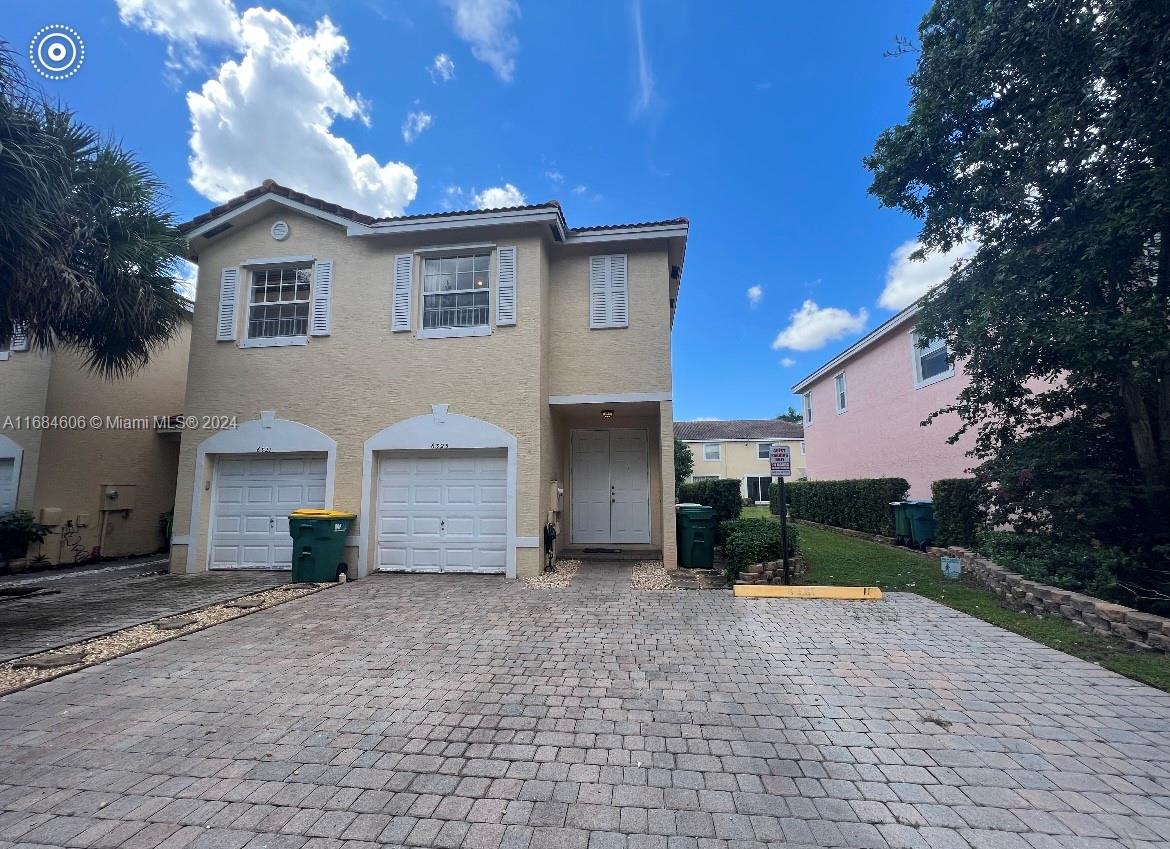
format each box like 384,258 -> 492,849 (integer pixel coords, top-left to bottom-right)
210,454 -> 327,570
376,450 -> 507,574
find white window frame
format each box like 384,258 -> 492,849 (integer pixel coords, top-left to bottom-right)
744,475 -> 774,505
802,391 -> 813,426
757,442 -> 772,460
910,330 -> 955,389
417,250 -> 493,340
834,372 -> 847,414
240,259 -> 314,349
800,440 -> 805,455
702,443 -> 721,461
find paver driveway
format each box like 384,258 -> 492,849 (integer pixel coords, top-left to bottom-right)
0,563 -> 1168,849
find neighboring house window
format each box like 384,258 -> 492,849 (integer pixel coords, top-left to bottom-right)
248,265 -> 311,339
834,372 -> 847,413
803,391 -> 813,425
912,332 -> 955,388
422,254 -> 490,331
757,442 -> 772,460
745,476 -> 773,504
703,443 -> 721,461
800,440 -> 805,455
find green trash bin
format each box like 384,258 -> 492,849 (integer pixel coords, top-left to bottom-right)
904,500 -> 937,550
676,503 -> 716,569
288,509 -> 356,582
890,501 -> 910,545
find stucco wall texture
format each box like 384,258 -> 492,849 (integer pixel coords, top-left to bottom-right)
801,315 -> 976,499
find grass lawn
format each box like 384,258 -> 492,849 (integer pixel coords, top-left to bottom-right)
797,521 -> 1170,692
741,505 -> 771,520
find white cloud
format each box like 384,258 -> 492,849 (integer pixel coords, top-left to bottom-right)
444,0 -> 520,82
779,357 -> 796,368
880,238 -> 978,310
116,0 -> 242,67
691,417 -> 725,422
630,0 -> 655,115
571,184 -> 588,194
771,300 -> 869,351
545,170 -> 564,183
746,285 -> 763,307
175,259 -> 199,300
429,52 -> 455,83
402,111 -> 433,143
471,183 -> 525,209
179,8 -> 417,217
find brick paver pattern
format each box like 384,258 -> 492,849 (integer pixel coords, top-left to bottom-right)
0,562 -> 286,661
0,561 -> 1168,849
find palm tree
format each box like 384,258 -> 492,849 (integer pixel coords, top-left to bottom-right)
0,43 -> 186,377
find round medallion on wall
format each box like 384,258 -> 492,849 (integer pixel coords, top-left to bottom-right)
271,220 -> 290,241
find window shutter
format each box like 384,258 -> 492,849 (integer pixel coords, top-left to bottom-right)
589,256 -> 609,329
10,325 -> 28,352
392,254 -> 414,332
495,246 -> 517,326
310,260 -> 333,336
216,267 -> 239,341
608,254 -> 628,328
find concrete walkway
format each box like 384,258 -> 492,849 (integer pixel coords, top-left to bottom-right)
0,560 -> 286,661
0,566 -> 1168,848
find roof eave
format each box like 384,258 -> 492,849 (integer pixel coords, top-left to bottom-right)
791,302 -> 922,393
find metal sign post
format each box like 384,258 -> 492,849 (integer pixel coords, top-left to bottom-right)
769,446 -> 793,584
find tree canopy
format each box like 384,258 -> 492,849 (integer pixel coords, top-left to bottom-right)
866,0 -> 1170,601
0,44 -> 186,377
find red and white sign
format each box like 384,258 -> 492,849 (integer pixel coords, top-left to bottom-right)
769,444 -> 792,477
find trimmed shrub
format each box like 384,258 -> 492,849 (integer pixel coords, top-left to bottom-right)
721,517 -> 800,582
977,532 -> 1137,604
677,479 -> 742,525
932,478 -> 980,548
785,478 -> 909,536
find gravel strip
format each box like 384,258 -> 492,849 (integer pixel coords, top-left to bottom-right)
0,582 -> 332,696
631,560 -> 681,591
523,558 -> 581,589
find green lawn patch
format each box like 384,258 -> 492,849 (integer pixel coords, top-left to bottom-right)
741,505 -> 771,520
797,521 -> 1170,692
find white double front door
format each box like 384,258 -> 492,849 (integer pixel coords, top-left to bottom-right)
570,429 -> 651,545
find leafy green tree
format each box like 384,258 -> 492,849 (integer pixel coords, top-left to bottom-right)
776,406 -> 802,423
674,439 -> 694,496
0,44 -> 186,376
866,1 -> 1170,578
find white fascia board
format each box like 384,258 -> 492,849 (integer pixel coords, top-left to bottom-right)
349,208 -> 566,240
679,438 -> 804,444
186,194 -> 360,239
565,223 -> 689,244
791,302 -> 921,393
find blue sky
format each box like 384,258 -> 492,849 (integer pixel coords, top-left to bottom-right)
7,0 -> 968,420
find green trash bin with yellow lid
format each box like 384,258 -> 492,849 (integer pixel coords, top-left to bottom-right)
288,508 -> 356,582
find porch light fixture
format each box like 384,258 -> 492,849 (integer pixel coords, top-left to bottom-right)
601,409 -> 615,419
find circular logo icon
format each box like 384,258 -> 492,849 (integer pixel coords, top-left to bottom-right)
29,25 -> 85,80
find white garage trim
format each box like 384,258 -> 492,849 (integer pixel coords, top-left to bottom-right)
0,435 -> 24,514
359,409 -> 518,579
183,413 -> 336,574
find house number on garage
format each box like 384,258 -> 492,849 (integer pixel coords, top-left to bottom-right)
431,443 -> 450,450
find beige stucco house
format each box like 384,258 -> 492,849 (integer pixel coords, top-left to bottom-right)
0,321 -> 191,564
169,181 -> 688,579
676,419 -> 807,503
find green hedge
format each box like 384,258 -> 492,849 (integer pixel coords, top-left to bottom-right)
720,517 -> 800,582
784,478 -> 909,536
932,478 -> 980,548
677,479 -> 742,525
978,532 -> 1133,603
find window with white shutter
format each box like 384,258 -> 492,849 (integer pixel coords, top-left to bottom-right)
496,246 -> 517,326
216,267 -> 240,341
588,254 -> 629,329
309,260 -> 333,336
392,254 -> 414,332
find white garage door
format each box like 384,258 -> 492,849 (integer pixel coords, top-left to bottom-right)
0,458 -> 15,514
210,454 -> 327,570
377,450 -> 507,574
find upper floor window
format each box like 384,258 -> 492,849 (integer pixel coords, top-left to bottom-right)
703,443 -> 721,461
757,442 -> 772,459
800,440 -> 806,455
834,372 -> 847,413
422,254 -> 490,331
803,391 -> 813,425
248,265 -> 311,340
912,332 -> 955,388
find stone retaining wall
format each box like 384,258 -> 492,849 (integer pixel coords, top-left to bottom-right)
737,557 -> 808,586
931,546 -> 1170,653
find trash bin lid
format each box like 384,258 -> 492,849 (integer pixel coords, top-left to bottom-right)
676,503 -> 704,509
289,509 -> 357,519
676,504 -> 715,517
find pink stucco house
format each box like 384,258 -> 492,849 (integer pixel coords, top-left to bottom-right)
791,301 -> 976,498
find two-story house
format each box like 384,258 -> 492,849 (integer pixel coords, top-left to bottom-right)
0,320 -> 191,564
791,300 -> 975,498
169,181 -> 688,578
675,419 -> 807,503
